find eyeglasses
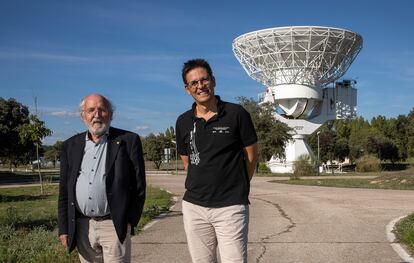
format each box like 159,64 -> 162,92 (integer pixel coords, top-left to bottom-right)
186,76 -> 212,90
83,107 -> 109,115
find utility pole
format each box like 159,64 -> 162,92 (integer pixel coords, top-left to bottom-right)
34,96 -> 44,195
171,140 -> 178,175
317,130 -> 321,176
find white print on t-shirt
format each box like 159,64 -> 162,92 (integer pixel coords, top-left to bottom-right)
212,126 -> 230,134
189,122 -> 200,165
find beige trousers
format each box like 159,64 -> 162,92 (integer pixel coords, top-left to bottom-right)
76,218 -> 131,263
182,200 -> 249,263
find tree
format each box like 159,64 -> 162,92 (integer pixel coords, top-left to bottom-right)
19,114 -> 52,194
379,138 -> 399,163
319,130 -> 338,174
0,97 -> 35,167
406,108 -> 414,158
365,134 -> 399,163
237,97 -> 291,162
44,140 -> 63,168
334,119 -> 351,140
347,117 -> 372,162
164,126 -> 175,141
371,115 -> 392,137
392,115 -> 409,160
334,138 -> 349,162
164,126 -> 176,161
142,133 -> 171,170
371,115 -> 407,161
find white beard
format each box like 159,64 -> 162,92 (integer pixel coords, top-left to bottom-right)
85,119 -> 110,137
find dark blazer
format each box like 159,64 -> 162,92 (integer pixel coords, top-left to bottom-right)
58,127 -> 146,252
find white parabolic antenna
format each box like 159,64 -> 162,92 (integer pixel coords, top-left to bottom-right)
232,26 -> 363,173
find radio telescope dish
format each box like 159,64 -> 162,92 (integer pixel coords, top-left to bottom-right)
232,26 -> 363,173
233,26 -> 362,118
233,26 -> 362,90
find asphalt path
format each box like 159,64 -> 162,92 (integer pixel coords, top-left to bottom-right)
132,174 -> 414,263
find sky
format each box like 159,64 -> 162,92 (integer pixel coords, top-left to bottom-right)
0,0 -> 413,145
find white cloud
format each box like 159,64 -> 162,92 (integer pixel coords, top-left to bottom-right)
50,111 -> 79,117
30,106 -> 79,119
0,49 -> 183,65
135,125 -> 150,132
0,51 -> 92,63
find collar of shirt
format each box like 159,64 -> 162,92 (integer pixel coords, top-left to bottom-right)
85,130 -> 109,144
190,95 -> 225,121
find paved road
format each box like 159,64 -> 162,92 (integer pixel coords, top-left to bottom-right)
132,174 -> 414,263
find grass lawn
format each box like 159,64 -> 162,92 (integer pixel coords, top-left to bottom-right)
0,184 -> 171,262
395,213 -> 414,255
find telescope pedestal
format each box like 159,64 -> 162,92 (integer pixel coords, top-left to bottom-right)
267,134 -> 315,173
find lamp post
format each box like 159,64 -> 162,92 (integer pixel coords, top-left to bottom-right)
171,140 -> 178,175
317,131 -> 321,175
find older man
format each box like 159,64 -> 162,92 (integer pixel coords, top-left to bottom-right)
176,59 -> 258,263
58,93 -> 146,263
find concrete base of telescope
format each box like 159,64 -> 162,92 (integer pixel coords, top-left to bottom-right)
267,135 -> 315,173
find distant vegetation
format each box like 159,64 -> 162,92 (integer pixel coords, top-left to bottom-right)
273,167 -> 414,190
307,110 -> 414,166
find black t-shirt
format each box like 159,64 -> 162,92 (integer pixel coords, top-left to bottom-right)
176,96 -> 257,207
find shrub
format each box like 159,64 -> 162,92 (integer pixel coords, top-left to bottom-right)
257,163 -> 271,173
356,155 -> 381,172
292,155 -> 316,180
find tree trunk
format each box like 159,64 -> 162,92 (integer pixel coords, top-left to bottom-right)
36,143 -> 44,195
155,161 -> 161,170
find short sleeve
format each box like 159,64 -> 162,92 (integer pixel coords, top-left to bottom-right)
175,116 -> 188,156
238,106 -> 258,147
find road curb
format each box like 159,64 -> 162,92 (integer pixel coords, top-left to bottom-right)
141,189 -> 178,231
386,215 -> 414,263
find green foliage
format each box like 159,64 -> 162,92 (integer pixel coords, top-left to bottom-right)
355,155 -> 381,172
3,206 -> 25,227
395,213 -> 414,255
19,114 -> 52,194
19,114 -> 52,146
308,114 -> 409,166
164,126 -> 175,141
393,115 -> 410,160
407,108 -> 414,158
44,140 -> 64,167
334,138 -> 349,162
276,172 -> 414,190
237,97 -> 291,162
0,98 -> 53,169
318,129 -> 335,163
0,97 -> 33,167
257,162 -> 271,173
142,133 -> 174,169
137,186 -> 171,230
292,155 -> 316,179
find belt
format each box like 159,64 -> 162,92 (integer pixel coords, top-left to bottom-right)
79,213 -> 111,221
